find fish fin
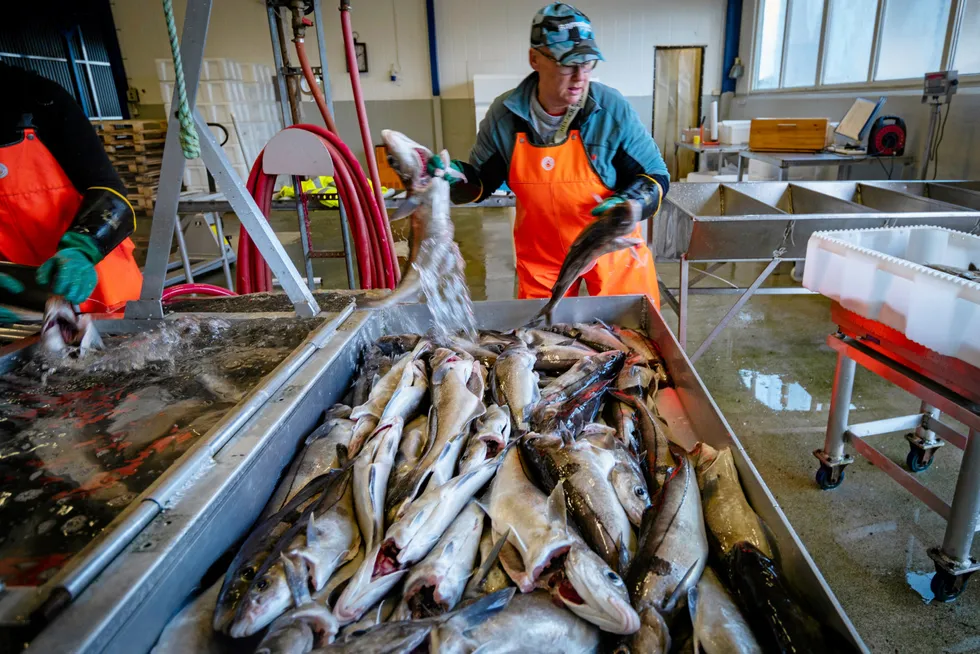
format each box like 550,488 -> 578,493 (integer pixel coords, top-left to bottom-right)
546,484 -> 568,534
617,536 -> 630,579
305,512 -> 320,548
444,588 -> 515,628
464,527 -> 511,600
280,554 -> 311,607
392,195 -> 421,221
662,558 -> 701,615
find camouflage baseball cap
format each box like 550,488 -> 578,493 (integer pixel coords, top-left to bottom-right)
530,3 -> 604,66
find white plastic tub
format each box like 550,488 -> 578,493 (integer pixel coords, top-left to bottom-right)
804,226 -> 980,366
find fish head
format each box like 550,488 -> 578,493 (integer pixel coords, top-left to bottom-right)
559,544 -> 640,635
382,129 -> 431,187
610,465 -> 650,527
225,561 -> 293,638
430,347 -> 475,384
40,297 -> 103,355
334,544 -> 407,624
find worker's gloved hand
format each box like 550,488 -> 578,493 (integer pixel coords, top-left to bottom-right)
590,196 -> 643,223
36,233 -> 101,304
426,155 -> 466,185
0,273 -> 25,325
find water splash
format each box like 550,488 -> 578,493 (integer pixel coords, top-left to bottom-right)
0,317 -> 320,586
415,239 -> 478,342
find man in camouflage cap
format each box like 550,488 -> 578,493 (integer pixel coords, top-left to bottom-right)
441,3 -> 669,306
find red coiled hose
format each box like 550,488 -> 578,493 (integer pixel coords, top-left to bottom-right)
235,9 -> 400,294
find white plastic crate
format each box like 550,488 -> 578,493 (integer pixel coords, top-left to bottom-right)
201,58 -> 242,81
719,120 -> 751,145
804,226 -> 980,366
156,59 -> 175,82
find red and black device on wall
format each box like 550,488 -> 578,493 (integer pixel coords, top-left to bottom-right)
868,116 -> 907,156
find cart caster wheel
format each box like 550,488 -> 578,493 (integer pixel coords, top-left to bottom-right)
815,464 -> 844,490
906,446 -> 934,473
931,569 -> 969,602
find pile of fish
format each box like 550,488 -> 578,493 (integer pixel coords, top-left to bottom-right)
156,322 -> 848,654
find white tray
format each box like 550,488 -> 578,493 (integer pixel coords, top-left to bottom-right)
803,226 -> 980,367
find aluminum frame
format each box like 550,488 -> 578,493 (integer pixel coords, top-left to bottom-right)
657,180 -> 980,359
127,0 -> 317,320
814,333 -> 980,587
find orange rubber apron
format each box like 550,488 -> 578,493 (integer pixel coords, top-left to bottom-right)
0,128 -> 142,312
508,130 -> 659,308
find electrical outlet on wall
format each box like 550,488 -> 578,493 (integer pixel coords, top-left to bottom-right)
126,87 -> 140,102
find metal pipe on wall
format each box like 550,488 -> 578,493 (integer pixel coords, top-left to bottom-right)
719,0 -> 743,120
425,0 -> 444,151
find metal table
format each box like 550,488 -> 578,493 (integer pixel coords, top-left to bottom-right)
813,304 -> 980,602
674,141 -> 747,172
653,181 -> 980,363
736,150 -> 916,181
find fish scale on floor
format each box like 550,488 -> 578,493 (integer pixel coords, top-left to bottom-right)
152,320 -> 854,654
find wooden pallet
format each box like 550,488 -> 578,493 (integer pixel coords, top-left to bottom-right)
94,120 -> 168,214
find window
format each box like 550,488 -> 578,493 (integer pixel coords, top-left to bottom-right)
782,0 -> 824,87
875,0 -> 951,80
0,8 -> 126,118
955,0 -> 980,73
754,0 -> 787,89
752,0 -> 971,91
823,0 -> 878,85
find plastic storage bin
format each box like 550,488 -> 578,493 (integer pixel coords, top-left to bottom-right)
804,226 -> 980,366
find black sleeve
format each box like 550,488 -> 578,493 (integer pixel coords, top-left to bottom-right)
450,154 -> 509,205
15,68 -> 126,197
612,145 -> 670,198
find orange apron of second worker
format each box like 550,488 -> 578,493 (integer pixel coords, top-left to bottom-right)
507,129 -> 660,308
0,128 -> 142,313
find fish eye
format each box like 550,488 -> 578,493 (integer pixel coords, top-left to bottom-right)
255,579 -> 268,591
606,570 -> 623,584
633,486 -> 648,498
240,567 -> 255,581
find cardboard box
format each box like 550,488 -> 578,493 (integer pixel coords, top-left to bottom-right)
749,118 -> 829,152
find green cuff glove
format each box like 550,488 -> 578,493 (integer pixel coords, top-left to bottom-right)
0,273 -> 25,325
426,156 -> 466,185
591,196 -> 626,216
36,233 -> 101,304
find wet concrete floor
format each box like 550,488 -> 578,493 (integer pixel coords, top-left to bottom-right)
139,203 -> 980,652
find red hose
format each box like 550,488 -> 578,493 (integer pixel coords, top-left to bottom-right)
234,18 -> 401,294
339,5 -> 398,282
163,284 -> 237,303
294,36 -> 338,135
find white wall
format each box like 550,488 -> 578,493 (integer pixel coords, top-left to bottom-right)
435,0 -> 728,100
112,0 -> 433,106
113,0 -> 728,107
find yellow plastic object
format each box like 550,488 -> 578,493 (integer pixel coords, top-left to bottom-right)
274,176 -> 387,209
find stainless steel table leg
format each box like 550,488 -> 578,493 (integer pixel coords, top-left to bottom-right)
777,165 -> 788,181
737,154 -> 747,181
211,211 -> 234,290
942,428 -> 980,562
928,428 -> 980,601
814,346 -> 856,488
678,257 -> 689,350
174,218 -> 195,284
905,402 -> 946,471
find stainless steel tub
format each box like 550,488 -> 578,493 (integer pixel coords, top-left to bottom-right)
657,181 -> 980,261
0,306 -> 353,638
27,297 -> 866,652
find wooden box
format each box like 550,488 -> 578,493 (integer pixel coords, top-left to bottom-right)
749,118 -> 829,152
